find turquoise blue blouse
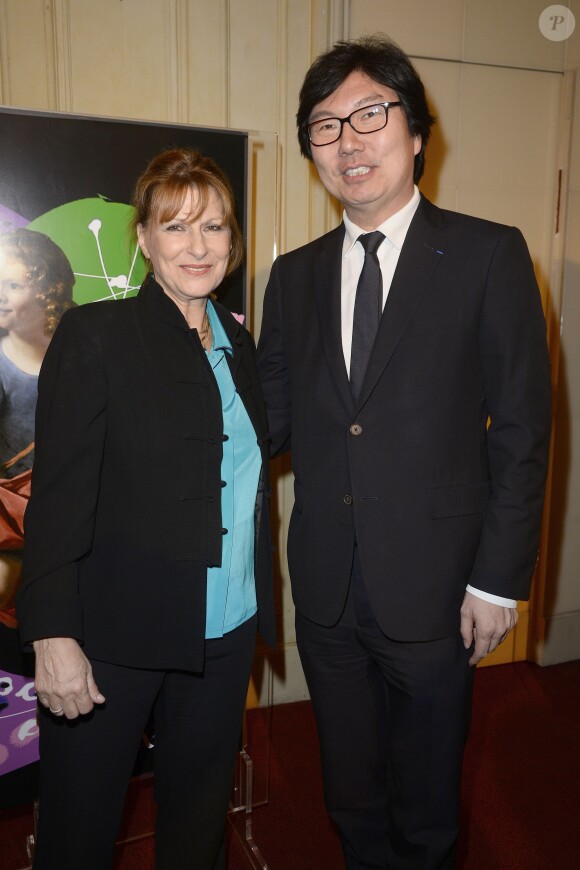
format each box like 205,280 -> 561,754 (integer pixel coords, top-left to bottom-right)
204,301 -> 261,638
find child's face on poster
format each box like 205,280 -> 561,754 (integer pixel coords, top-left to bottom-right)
0,252 -> 44,336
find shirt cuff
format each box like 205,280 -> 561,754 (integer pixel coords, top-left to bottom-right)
466,585 -> 517,608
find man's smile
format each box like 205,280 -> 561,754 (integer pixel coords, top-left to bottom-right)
343,165 -> 373,177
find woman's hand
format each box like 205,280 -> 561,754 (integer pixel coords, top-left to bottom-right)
33,637 -> 106,719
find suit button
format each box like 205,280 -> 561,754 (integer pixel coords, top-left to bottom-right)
343,494 -> 353,505
221,528 -> 228,535
221,480 -> 227,488
350,424 -> 363,436
222,434 -> 229,442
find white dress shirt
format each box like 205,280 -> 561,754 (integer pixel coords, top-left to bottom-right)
340,186 -> 516,610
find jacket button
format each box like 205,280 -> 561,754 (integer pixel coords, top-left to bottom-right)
221,480 -> 227,488
343,494 -> 353,505
350,423 -> 363,436
222,434 -> 229,442
221,528 -> 228,535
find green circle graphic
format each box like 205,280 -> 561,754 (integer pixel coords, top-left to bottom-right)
27,197 -> 148,306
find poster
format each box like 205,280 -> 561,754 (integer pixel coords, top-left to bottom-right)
0,107 -> 248,806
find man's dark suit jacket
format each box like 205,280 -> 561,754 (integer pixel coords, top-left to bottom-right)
17,277 -> 275,672
257,196 -> 551,641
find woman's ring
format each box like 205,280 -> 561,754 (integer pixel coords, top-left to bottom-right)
49,706 -> 64,715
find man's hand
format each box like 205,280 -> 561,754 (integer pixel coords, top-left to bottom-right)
33,637 -> 105,719
460,591 -> 518,666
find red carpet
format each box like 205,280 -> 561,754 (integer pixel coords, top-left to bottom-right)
1,660 -> 579,869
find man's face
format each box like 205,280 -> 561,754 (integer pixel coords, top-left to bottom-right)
308,70 -> 421,230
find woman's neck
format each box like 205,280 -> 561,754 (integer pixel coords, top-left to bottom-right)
185,301 -> 208,331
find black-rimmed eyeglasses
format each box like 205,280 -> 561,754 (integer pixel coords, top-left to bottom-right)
307,102 -> 402,147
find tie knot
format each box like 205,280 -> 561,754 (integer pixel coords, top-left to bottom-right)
358,231 -> 385,257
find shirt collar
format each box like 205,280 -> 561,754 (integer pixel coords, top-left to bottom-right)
206,299 -> 233,355
342,185 -> 421,256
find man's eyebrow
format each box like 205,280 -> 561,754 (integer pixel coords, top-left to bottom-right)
308,94 -> 386,122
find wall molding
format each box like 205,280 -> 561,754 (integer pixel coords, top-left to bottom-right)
536,611 -> 580,666
163,0 -> 180,122
51,0 -> 73,111
0,2 -> 9,104
531,69 -> 577,665
305,1 -> 348,241
42,0 -> 58,109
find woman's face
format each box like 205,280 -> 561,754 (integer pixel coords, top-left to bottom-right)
0,253 -> 45,336
137,186 -> 232,312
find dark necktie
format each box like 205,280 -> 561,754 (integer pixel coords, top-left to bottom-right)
350,231 -> 385,401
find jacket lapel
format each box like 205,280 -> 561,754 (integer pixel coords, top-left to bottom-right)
356,197 -> 446,408
314,225 -> 356,413
215,302 -> 243,382
216,301 -> 269,446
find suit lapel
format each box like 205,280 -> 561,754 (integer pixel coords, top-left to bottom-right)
216,302 -> 269,444
356,197 -> 446,408
314,225 -> 356,413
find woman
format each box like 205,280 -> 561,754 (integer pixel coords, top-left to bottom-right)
17,149 -> 275,869
0,228 -> 75,629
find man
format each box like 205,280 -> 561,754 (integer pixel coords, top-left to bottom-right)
257,36 -> 551,870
